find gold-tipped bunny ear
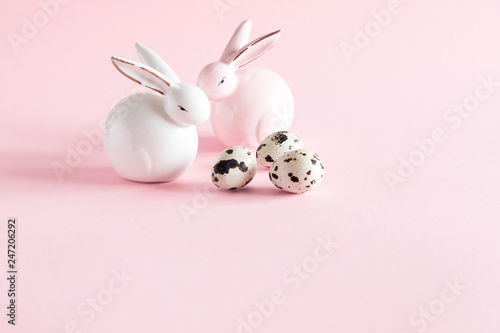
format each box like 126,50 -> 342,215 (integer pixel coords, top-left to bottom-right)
220,20 -> 252,61
229,30 -> 281,68
135,43 -> 181,83
111,57 -> 171,95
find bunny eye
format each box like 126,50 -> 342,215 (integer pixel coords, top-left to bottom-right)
178,105 -> 188,112
218,77 -> 226,86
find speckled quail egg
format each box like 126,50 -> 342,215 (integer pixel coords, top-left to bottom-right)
211,146 -> 257,190
256,131 -> 303,167
269,149 -> 324,193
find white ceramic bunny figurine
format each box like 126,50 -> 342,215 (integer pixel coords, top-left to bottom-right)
103,43 -> 211,182
198,20 -> 295,148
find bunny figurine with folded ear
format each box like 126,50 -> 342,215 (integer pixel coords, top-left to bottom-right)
197,20 -> 295,148
103,43 -> 211,182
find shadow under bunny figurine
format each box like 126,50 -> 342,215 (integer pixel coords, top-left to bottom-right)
198,20 -> 295,149
104,44 -> 211,183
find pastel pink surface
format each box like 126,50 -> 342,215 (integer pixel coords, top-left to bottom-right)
1,0 -> 500,332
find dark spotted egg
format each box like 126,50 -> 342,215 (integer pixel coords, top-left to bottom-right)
256,131 -> 303,167
269,149 -> 324,193
211,146 -> 257,190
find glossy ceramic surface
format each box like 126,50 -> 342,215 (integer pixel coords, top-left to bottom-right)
198,20 -> 295,148
104,44 -> 210,182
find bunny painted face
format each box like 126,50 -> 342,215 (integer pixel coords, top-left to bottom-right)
164,83 -> 211,125
111,43 -> 210,126
197,20 -> 281,101
198,62 -> 237,100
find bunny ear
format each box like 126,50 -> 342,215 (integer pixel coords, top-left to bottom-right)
229,30 -> 281,68
111,56 -> 172,95
220,19 -> 252,61
134,43 -> 181,83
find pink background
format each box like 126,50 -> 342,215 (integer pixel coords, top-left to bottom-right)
1,0 -> 500,332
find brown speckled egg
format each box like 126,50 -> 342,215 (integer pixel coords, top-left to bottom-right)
256,131 -> 303,167
269,149 -> 324,193
211,146 -> 257,190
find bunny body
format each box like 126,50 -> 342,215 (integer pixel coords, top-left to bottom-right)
104,93 -> 198,182
210,67 -> 294,148
198,20 -> 295,148
104,44 -> 210,183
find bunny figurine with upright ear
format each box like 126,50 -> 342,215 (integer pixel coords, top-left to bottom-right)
103,43 -> 211,182
197,20 -> 295,148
